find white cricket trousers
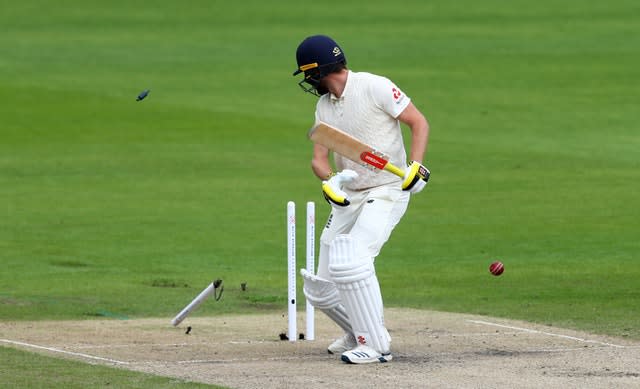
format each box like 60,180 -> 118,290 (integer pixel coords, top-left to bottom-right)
316,184 -> 410,280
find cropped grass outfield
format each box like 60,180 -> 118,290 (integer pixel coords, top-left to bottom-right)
1,0 -> 639,387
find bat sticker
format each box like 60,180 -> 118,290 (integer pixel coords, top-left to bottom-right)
360,151 -> 389,170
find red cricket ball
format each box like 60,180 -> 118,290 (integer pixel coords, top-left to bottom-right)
489,261 -> 504,276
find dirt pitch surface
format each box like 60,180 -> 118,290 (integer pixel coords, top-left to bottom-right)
1,308 -> 639,388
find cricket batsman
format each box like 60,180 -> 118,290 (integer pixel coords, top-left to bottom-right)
293,35 -> 430,364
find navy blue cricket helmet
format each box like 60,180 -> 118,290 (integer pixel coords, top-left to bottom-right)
293,35 -> 347,96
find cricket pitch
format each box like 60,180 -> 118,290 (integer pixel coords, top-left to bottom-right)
1,308 -> 639,388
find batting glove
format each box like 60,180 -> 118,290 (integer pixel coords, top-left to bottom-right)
402,161 -> 430,194
322,169 -> 358,206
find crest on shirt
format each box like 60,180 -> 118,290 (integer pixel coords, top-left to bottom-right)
392,86 -> 406,105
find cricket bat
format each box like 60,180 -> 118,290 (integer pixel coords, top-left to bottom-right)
308,122 -> 405,178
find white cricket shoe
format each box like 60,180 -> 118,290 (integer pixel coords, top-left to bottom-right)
341,345 -> 393,364
327,333 -> 357,355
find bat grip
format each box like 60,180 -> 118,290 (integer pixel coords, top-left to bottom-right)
384,163 -> 405,178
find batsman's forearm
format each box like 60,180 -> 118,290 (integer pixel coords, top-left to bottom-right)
312,159 -> 333,180
312,143 -> 333,180
397,102 -> 429,163
409,119 -> 429,163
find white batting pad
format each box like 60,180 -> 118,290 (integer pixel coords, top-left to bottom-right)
300,269 -> 352,334
328,234 -> 390,353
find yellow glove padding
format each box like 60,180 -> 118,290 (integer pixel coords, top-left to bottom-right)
402,161 -> 430,193
322,169 -> 358,207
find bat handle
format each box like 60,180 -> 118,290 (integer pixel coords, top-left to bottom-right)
384,162 -> 406,178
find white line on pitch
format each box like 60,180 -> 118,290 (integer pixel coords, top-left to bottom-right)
73,343 -> 194,349
176,355 -> 319,364
0,339 -> 129,365
466,320 -> 626,348
72,340 -> 277,350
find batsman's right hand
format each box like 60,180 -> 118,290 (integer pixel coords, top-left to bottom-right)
322,169 -> 358,207
402,161 -> 430,194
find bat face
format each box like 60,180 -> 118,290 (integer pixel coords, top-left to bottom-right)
309,122 -> 385,167
309,122 -> 406,178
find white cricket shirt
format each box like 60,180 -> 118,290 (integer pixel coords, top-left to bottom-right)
314,70 -> 411,190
